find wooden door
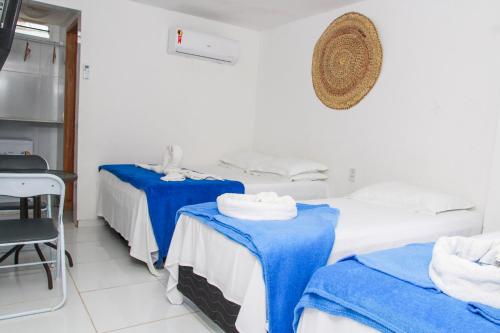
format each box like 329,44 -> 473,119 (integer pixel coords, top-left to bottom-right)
63,21 -> 78,211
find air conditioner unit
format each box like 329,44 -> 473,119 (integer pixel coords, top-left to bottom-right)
168,28 -> 239,65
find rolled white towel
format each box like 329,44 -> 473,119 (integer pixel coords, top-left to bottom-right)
217,192 -> 297,221
429,236 -> 500,308
479,243 -> 500,266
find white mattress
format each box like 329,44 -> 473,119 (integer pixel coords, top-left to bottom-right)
297,231 -> 500,333
96,166 -> 329,275
164,198 -> 483,333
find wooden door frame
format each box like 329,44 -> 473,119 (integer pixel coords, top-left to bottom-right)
63,19 -> 79,216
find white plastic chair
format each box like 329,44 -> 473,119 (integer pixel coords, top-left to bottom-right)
0,173 -> 67,320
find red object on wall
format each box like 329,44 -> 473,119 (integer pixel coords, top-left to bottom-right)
177,29 -> 183,44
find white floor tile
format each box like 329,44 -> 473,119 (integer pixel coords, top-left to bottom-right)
65,239 -> 130,265
77,218 -> 106,227
0,266 -> 61,307
64,224 -> 122,245
0,212 -> 226,333
69,257 -> 156,292
0,243 -> 53,266
0,273 -> 95,333
81,281 -> 194,333
112,313 -> 211,333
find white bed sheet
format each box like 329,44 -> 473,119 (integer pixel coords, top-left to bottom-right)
297,231 -> 500,333
96,166 -> 329,275
165,198 -> 483,333
97,169 -> 159,274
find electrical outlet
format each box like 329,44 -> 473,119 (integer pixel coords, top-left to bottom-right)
349,168 -> 356,183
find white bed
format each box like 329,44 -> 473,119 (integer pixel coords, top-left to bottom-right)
96,165 -> 329,275
164,198 -> 483,333
296,231 -> 500,333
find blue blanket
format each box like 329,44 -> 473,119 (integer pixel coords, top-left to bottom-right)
99,164 -> 244,260
294,243 -> 500,332
354,243 -> 437,291
178,202 -> 340,333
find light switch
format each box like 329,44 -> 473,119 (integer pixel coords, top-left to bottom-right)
83,64 -> 90,80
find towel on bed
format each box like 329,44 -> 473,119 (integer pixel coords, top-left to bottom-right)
177,202 -> 340,333
159,167 -> 223,182
354,243 -> 437,291
99,164 -> 244,260
294,243 -> 500,332
217,192 -> 297,220
429,236 -> 500,308
136,144 -> 183,173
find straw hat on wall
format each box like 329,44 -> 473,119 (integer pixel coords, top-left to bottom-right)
312,12 -> 383,110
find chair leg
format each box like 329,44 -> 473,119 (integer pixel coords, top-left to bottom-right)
35,244 -> 53,290
45,242 -> 73,267
0,246 -> 21,264
14,245 -> 24,264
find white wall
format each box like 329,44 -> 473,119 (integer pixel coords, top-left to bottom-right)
484,120 -> 500,232
40,0 -> 261,220
254,0 -> 500,216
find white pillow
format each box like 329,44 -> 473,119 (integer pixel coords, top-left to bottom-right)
349,182 -> 474,214
220,151 -> 269,171
290,172 -> 328,182
254,157 -> 328,177
220,151 -> 328,177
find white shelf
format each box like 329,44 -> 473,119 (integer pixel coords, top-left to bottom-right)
0,117 -> 63,125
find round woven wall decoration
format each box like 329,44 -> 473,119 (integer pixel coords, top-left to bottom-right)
312,12 -> 383,110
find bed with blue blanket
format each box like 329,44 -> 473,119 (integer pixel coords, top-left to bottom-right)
166,202 -> 340,333
294,233 -> 500,333
98,165 -> 244,267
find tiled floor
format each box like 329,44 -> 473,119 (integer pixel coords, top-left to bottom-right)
0,217 -> 222,333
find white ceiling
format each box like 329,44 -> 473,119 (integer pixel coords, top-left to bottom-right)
132,0 -> 363,30
20,1 -> 79,26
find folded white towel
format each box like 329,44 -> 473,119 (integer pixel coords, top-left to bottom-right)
160,167 -> 186,182
183,170 -> 223,181
160,174 -> 186,181
429,236 -> 500,308
159,167 -> 222,182
217,192 -> 297,221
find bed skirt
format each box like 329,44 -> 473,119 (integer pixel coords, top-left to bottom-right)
178,265 -> 241,333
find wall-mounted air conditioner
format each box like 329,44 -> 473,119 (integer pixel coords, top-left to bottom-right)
168,28 -> 239,65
